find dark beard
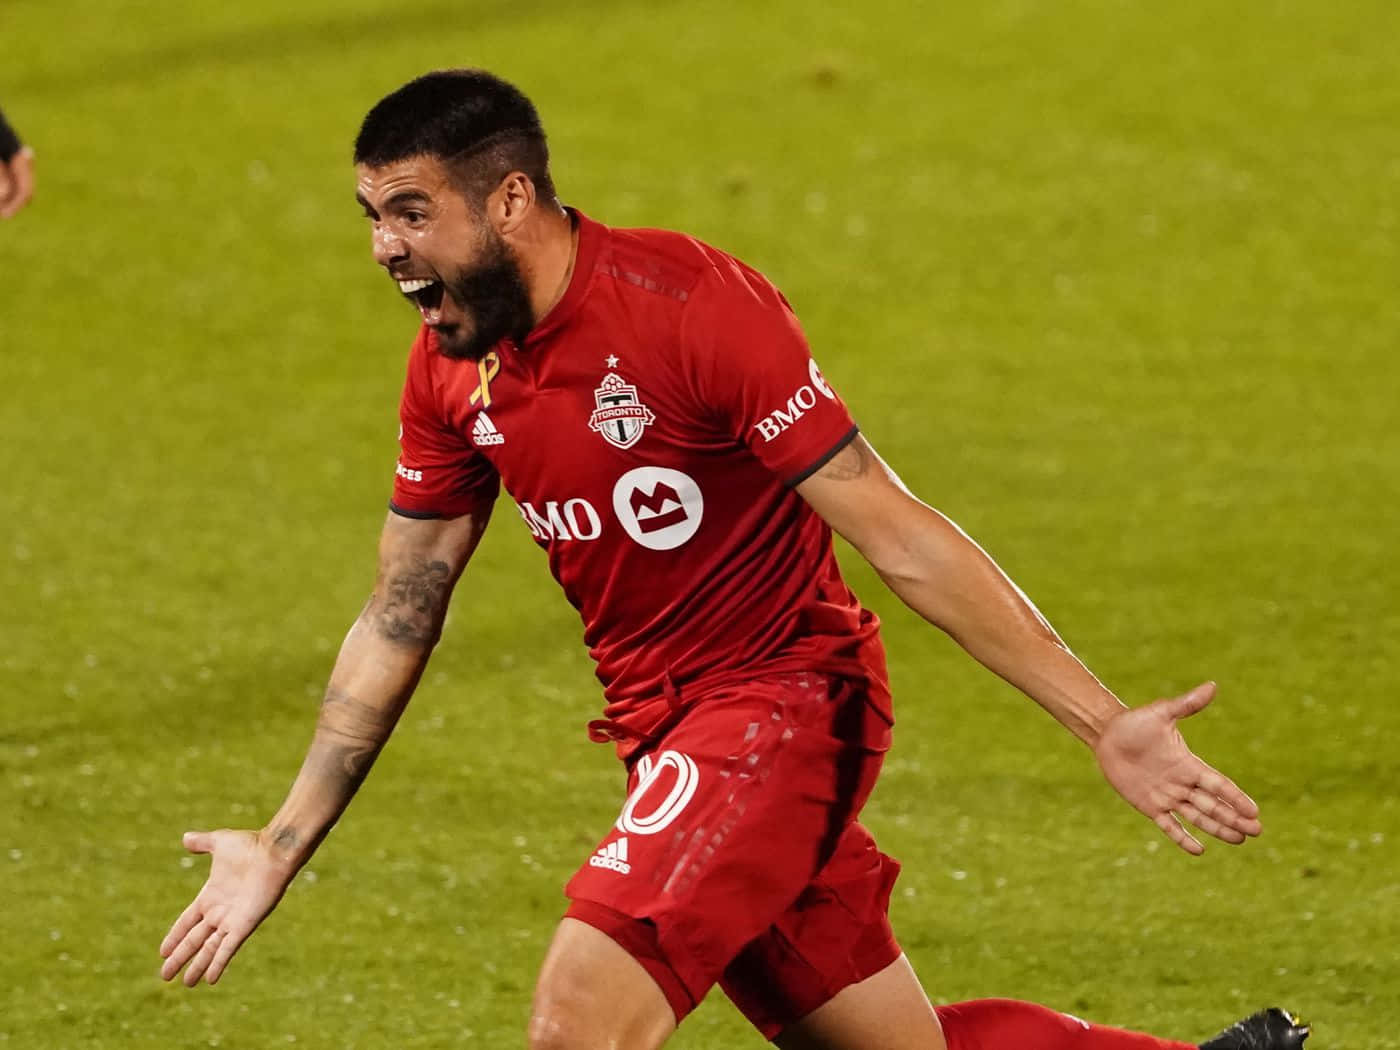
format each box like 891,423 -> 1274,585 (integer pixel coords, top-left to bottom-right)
436,234 -> 535,361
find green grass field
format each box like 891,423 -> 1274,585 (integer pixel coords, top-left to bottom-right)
2,0 -> 1397,1046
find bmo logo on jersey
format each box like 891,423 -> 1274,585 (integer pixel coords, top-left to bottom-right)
514,468 -> 704,550
611,467 -> 704,551
516,499 -> 604,542
754,357 -> 838,443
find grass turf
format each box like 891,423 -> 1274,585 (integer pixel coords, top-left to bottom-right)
2,0 -> 1397,1046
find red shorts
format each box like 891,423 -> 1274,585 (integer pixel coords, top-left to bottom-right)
563,672 -> 902,1039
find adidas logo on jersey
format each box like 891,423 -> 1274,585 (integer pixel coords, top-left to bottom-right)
588,836 -> 631,874
472,412 -> 505,446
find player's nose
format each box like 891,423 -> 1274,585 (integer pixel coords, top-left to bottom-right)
372,224 -> 409,268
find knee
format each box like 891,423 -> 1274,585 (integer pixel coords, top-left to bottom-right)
527,1002 -> 590,1050
528,988 -> 671,1050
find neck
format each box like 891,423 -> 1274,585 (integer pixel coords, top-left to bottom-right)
522,202 -> 579,326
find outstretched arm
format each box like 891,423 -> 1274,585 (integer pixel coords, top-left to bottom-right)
796,434 -> 1261,854
159,506 -> 490,986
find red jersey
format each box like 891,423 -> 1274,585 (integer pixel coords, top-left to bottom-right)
390,211 -> 889,754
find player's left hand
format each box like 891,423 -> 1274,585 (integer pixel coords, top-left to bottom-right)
1093,681 -> 1263,855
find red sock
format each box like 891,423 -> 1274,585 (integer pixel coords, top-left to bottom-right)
936,998 -> 1195,1050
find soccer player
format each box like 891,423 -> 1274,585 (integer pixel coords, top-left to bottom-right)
0,106 -> 36,219
160,71 -> 1310,1050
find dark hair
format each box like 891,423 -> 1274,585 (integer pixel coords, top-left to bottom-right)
354,69 -> 556,204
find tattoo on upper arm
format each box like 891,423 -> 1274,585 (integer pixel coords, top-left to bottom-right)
813,437 -> 875,482
369,556 -> 452,646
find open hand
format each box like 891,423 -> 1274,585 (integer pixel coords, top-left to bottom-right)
1094,682 -> 1263,855
159,829 -> 296,986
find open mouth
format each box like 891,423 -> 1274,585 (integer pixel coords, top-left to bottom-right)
397,278 -> 446,324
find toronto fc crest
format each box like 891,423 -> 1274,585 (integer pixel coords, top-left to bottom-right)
588,372 -> 656,450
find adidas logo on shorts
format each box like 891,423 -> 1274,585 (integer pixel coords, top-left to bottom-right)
588,836 -> 631,875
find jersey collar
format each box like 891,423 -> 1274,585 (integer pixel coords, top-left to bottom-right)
523,207 -> 603,348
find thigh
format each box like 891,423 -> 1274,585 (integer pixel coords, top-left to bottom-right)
719,820 -> 905,1039
774,954 -> 947,1050
530,918 -> 676,1050
563,673 -> 891,1025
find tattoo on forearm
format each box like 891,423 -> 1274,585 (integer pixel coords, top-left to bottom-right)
312,685 -> 393,793
318,740 -> 380,788
270,825 -> 300,851
370,556 -> 452,646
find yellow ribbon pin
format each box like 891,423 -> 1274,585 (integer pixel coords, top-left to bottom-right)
470,351 -> 501,408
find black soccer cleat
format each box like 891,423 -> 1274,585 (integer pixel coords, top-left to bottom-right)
1199,1008 -> 1311,1050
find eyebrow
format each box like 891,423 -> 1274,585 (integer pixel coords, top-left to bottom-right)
357,190 -> 432,216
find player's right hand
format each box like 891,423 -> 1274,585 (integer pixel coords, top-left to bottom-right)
159,829 -> 297,986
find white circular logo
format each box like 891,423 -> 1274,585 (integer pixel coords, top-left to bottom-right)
808,357 -> 836,400
612,467 -> 704,551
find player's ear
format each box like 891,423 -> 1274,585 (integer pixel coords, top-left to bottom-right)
492,171 -> 535,235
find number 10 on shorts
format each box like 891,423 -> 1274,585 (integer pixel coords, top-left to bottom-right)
616,751 -> 700,836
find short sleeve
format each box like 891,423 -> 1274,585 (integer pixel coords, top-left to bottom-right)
684,257 -> 858,485
389,331 -> 500,518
